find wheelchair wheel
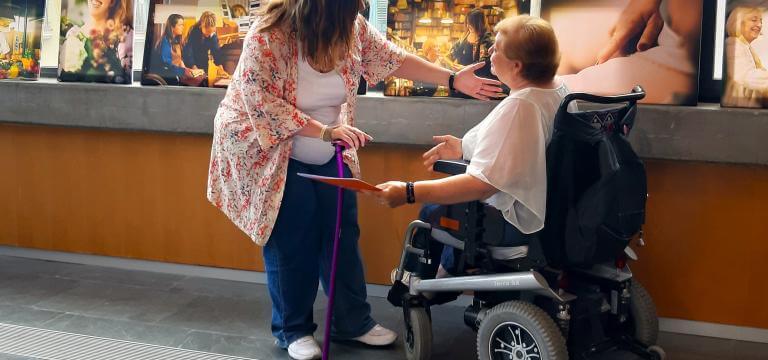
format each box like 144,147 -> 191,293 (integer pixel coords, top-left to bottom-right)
629,279 -> 659,345
477,301 -> 567,360
404,307 -> 432,360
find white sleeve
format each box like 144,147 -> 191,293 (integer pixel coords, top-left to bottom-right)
465,98 -> 548,231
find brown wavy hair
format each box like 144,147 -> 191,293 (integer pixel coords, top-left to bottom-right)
258,0 -> 367,72
108,0 -> 132,29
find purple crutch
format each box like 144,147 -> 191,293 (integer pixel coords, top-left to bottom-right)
321,142 -> 346,360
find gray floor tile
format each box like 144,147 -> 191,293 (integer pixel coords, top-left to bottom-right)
56,264 -> 187,291
0,304 -> 66,328
0,256 -> 80,278
32,281 -> 197,323
40,313 -> 193,348
170,276 -> 267,300
0,273 -> 80,307
156,295 -> 273,339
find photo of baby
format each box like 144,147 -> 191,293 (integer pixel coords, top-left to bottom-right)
0,0 -> 44,80
721,0 -> 768,108
541,0 -> 703,105
141,0 -> 260,88
57,0 -> 134,84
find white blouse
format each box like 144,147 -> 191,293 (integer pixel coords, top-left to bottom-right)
462,79 -> 572,234
291,46 -> 347,165
722,36 -> 768,108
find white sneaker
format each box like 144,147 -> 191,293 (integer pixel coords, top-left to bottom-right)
353,324 -> 398,346
287,336 -> 321,360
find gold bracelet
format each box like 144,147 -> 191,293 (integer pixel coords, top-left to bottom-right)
320,125 -> 328,142
322,125 -> 335,142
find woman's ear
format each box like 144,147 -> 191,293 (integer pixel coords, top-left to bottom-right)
511,59 -> 523,75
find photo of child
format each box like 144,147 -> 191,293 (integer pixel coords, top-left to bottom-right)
141,0 -> 260,87
0,0 -> 44,80
57,0 -> 134,84
721,1 -> 768,108
542,0 -> 703,105
384,0 -> 530,97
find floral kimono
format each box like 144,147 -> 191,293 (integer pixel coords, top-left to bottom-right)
207,16 -> 406,245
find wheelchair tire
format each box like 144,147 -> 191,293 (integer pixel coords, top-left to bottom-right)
629,279 -> 659,345
404,307 -> 432,360
477,301 -> 567,360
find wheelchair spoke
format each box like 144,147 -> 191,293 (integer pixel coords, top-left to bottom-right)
490,322 -> 541,360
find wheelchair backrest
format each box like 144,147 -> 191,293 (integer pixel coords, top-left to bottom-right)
539,86 -> 648,267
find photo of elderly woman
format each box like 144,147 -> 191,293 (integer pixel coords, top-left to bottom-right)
542,0 -> 703,105
142,0 -> 250,87
722,1 -> 768,108
58,0 -> 134,83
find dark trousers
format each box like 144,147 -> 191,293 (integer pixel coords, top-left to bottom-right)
415,204 -> 532,276
263,156 -> 375,348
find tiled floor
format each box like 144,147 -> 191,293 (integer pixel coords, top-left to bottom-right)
0,255 -> 766,359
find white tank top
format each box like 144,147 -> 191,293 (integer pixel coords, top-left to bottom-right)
291,45 -> 347,165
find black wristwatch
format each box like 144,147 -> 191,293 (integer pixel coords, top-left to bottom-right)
448,72 -> 456,91
405,182 -> 415,204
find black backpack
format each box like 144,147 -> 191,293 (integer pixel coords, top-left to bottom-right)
540,88 -> 647,267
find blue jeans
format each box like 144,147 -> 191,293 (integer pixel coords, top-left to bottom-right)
263,156 -> 376,348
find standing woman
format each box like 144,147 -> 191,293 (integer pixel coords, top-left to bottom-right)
207,1 -> 501,359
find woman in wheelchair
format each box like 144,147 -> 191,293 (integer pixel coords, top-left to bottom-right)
366,15 -> 663,360
367,15 -> 571,277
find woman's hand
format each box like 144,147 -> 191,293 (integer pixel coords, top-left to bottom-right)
423,135 -> 462,170
364,181 -> 407,208
331,124 -> 373,150
596,0 -> 663,64
453,62 -> 503,100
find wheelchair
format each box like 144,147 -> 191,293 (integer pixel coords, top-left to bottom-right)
388,87 -> 665,360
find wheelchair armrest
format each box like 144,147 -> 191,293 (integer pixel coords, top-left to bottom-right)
433,159 -> 469,175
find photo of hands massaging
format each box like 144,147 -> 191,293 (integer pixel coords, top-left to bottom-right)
543,0 -> 703,105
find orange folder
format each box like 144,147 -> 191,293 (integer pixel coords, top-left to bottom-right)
297,173 -> 382,192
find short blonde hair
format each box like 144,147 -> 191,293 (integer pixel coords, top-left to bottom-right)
494,15 -> 560,84
726,6 -> 763,38
197,11 -> 217,28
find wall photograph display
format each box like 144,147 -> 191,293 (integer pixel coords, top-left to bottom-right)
0,0 -> 44,80
542,0 -> 703,105
384,0 -> 531,97
58,0 -> 134,83
721,0 -> 768,108
141,0 -> 260,87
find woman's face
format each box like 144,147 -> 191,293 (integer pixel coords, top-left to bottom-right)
172,19 -> 185,36
742,12 -> 762,43
88,0 -> 113,20
489,33 -> 515,85
201,25 -> 215,38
